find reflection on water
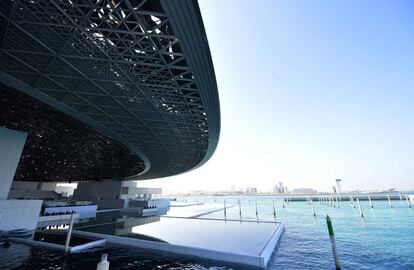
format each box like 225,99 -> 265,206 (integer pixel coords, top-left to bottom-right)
73,208 -> 167,236
0,244 -> 240,270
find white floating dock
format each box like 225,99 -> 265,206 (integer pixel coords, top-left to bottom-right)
74,217 -> 284,268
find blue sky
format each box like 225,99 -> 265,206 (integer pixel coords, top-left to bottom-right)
143,0 -> 414,193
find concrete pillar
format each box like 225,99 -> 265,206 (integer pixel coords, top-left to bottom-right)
0,127 -> 27,199
0,128 -> 41,232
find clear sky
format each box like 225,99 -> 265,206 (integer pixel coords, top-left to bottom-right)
142,0 -> 414,194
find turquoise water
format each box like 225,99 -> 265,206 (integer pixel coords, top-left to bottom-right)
192,196 -> 414,269
1,195 -> 413,269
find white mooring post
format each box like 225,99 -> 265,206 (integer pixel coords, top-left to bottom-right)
387,195 -> 393,208
64,212 -> 75,254
405,195 -> 411,208
224,199 -> 227,219
97,254 -> 110,270
272,199 -> 276,219
326,215 -> 341,270
399,193 -> 404,204
368,196 -> 373,208
357,198 -> 364,218
255,200 -> 258,217
311,199 -> 316,217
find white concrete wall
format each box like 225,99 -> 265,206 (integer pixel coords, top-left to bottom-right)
91,199 -> 126,210
73,181 -> 122,199
0,199 -> 42,231
73,181 -> 163,201
39,182 -> 58,191
55,185 -> 76,196
11,181 -> 57,191
11,181 -> 39,191
121,183 -> 162,194
0,128 -> 27,199
8,189 -> 59,200
259,223 -> 285,268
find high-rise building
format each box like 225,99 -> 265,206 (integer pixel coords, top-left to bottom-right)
335,179 -> 343,193
274,182 -> 285,194
279,182 -> 284,193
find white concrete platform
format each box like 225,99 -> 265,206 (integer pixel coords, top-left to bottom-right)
74,217 -> 285,268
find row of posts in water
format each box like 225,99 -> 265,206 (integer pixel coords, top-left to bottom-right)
319,194 -> 412,218
218,194 -> 412,221
223,198 -> 278,221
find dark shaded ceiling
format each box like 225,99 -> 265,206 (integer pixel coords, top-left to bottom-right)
0,84 -> 145,182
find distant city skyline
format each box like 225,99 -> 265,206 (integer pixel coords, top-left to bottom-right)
142,0 -> 414,194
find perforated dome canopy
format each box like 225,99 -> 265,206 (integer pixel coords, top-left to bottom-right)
0,0 -> 220,181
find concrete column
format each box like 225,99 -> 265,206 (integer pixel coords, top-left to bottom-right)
0,127 -> 27,199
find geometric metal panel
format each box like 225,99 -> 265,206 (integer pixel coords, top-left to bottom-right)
1,85 -> 146,182
0,0 -> 220,181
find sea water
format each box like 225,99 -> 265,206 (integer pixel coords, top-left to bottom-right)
1,195 -> 413,269
198,195 -> 414,269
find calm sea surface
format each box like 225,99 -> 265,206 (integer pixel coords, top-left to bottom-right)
1,194 -> 413,270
